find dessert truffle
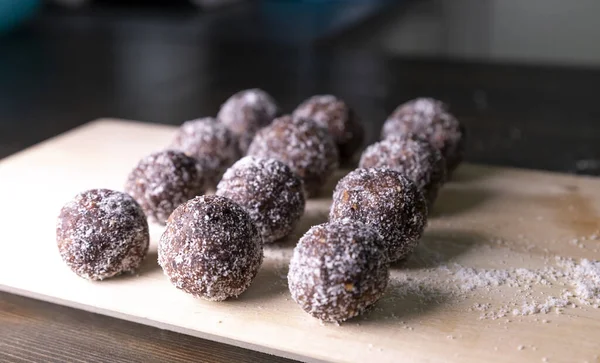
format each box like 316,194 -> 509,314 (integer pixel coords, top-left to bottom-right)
359,135 -> 446,209
329,168 -> 427,262
217,88 -> 279,153
125,150 -> 206,225
247,115 -> 339,198
293,95 -> 364,161
216,156 -> 305,244
170,117 -> 240,189
381,97 -> 465,175
288,220 -> 389,322
394,97 -> 448,115
158,195 -> 263,301
56,189 -> 149,280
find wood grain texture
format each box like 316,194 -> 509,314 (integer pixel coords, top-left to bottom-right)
0,292 -> 296,363
1,120 -> 600,362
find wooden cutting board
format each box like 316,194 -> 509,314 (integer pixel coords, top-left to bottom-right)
1,119 -> 599,363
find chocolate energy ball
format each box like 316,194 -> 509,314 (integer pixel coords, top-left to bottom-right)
125,150 -> 206,225
329,168 -> 427,262
293,95 -> 364,161
394,97 -> 449,115
56,189 -> 149,280
359,135 -> 446,210
170,117 -> 240,189
217,88 -> 279,154
216,156 -> 305,244
158,195 -> 263,301
288,220 -> 389,323
247,115 -> 339,198
381,97 -> 465,176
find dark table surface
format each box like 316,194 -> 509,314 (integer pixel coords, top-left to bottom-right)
1,1 -> 600,362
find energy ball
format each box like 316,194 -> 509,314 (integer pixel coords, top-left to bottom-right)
247,115 -> 339,198
394,97 -> 448,115
216,156 -> 305,244
217,88 -> 279,153
288,220 -> 389,323
329,168 -> 427,262
359,135 -> 446,210
381,97 -> 465,176
293,95 -> 364,161
170,117 -> 240,189
158,195 -> 263,301
125,150 -> 206,225
56,189 -> 149,280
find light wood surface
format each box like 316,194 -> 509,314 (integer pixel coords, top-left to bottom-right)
1,119 -> 599,363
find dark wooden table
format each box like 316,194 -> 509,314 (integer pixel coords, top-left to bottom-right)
1,2 -> 600,362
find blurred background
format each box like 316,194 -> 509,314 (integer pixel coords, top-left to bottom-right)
1,0 -> 599,174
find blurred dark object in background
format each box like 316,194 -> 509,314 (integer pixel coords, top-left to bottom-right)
0,0 -> 41,33
41,0 -> 398,43
48,0 -> 244,9
1,0 -> 599,176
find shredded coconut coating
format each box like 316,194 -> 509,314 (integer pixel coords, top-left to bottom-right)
394,97 -> 449,115
158,195 -> 263,301
56,189 -> 149,281
217,88 -> 279,153
381,97 -> 465,175
359,135 -> 446,210
216,156 -> 305,244
292,95 -> 364,161
247,115 -> 339,198
124,150 -> 206,225
329,168 -> 427,262
170,117 -> 240,189
288,219 -> 389,323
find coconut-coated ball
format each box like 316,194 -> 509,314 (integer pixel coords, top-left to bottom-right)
170,117 -> 240,189
217,88 -> 279,154
382,97 -> 465,176
124,150 -> 206,225
293,95 -> 364,161
359,135 -> 446,210
288,219 -> 389,323
329,168 -> 427,262
247,115 -> 339,198
216,156 -> 305,243
56,189 -> 149,280
158,195 -> 263,301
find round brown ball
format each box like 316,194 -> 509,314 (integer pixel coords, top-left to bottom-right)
359,135 -> 446,210
381,97 -> 465,176
293,95 -> 364,161
288,219 -> 389,323
217,88 -> 279,153
216,156 -> 305,244
247,115 -> 339,198
170,117 -> 240,189
394,97 -> 449,115
158,195 -> 263,301
56,189 -> 149,280
329,168 -> 427,262
125,150 -> 206,225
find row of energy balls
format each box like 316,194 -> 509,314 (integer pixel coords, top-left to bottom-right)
56,89 -> 464,323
